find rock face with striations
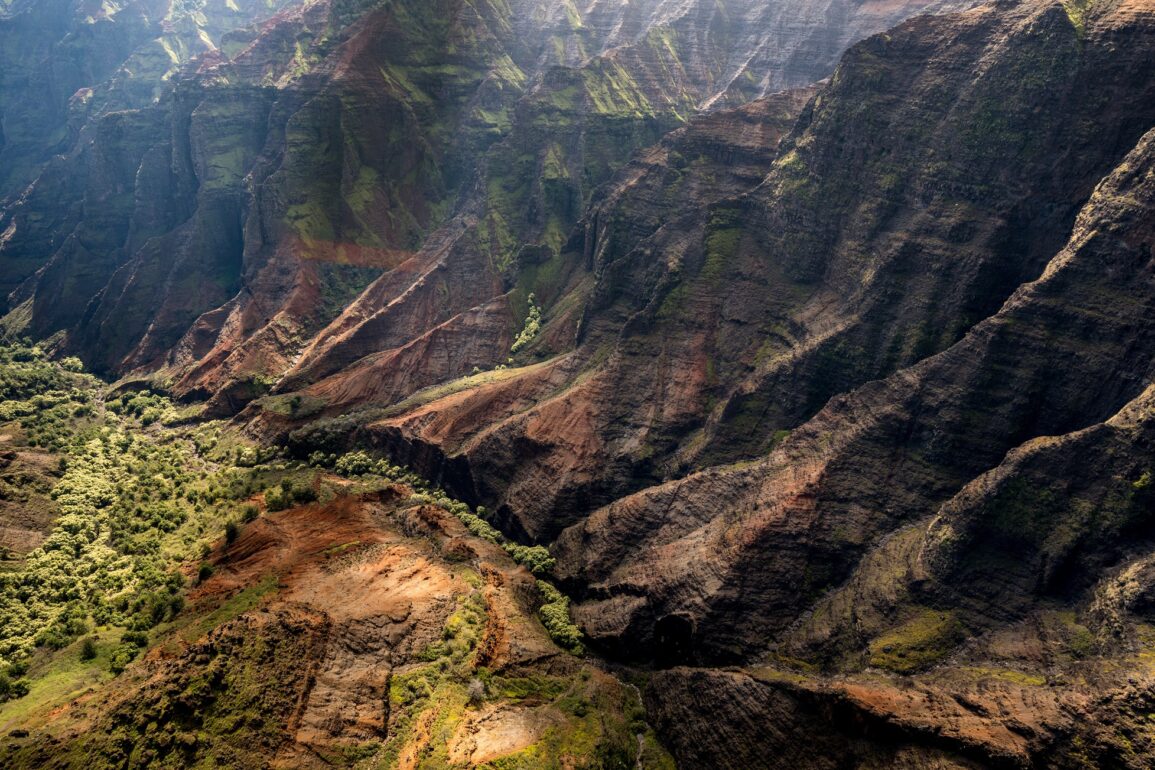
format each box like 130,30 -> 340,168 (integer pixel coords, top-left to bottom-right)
361,0 -> 1155,551
0,0 -> 296,304
330,0 -> 1155,764
8,0 -> 1155,766
0,0 -> 974,411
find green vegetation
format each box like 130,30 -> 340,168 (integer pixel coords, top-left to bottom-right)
255,391 -> 327,420
319,452 -> 558,572
263,476 -> 317,511
167,574 -> 278,650
954,666 -> 1047,687
511,293 -> 542,355
0,342 -> 336,703
1062,0 -> 1096,36
379,588 -> 646,770
581,59 -> 657,118
0,628 -> 118,728
537,581 -> 583,654
702,214 -> 742,283
868,607 -> 963,673
0,341 -> 591,761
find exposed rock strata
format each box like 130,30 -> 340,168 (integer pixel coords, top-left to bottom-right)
1,0 -> 973,412
367,0 -> 1155,550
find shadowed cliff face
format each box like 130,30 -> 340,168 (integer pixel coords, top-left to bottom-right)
353,0 -> 1155,547
317,1 -> 1155,762
0,0 -> 296,305
509,62 -> 1155,768
0,0 -> 974,406
556,114 -> 1155,660
601,24 -> 1155,770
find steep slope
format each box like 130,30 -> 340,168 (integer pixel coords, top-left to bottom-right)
345,0 -> 1155,549
303,2 -> 1155,762
593,50 -> 1155,770
164,0 -> 977,416
0,0 -> 294,306
647,379 -> 1155,768
554,50 -> 1155,663
0,344 -> 674,767
0,0 -> 973,415
265,85 -> 815,426
7,0 -> 1155,766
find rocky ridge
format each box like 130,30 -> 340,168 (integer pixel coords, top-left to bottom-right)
0,485 -> 667,768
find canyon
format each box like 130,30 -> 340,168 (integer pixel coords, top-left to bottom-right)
3,0 -> 1155,767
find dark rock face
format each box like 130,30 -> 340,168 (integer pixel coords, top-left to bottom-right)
589,17 -> 1155,767
164,0 -> 976,415
371,0 -> 1155,550
647,661 -> 1155,769
645,668 -> 990,769
351,2 -> 1155,765
0,0 -> 971,395
558,116 -> 1155,662
0,0 -> 296,309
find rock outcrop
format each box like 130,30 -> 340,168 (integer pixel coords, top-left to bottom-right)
0,487 -> 663,768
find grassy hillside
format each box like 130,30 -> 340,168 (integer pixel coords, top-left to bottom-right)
0,342 -> 672,767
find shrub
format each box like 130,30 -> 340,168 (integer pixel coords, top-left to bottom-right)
458,512 -> 502,544
224,521 -> 240,544
511,294 -> 542,355
109,644 -> 139,674
536,581 -> 583,654
121,630 -> 149,648
293,484 -> 318,504
36,628 -> 70,650
308,451 -> 333,467
265,487 -> 287,512
335,451 -> 375,476
287,411 -> 371,455
506,544 -> 556,575
80,636 -> 98,661
34,605 -> 89,650
0,671 -> 29,702
265,481 -> 315,512
197,563 -> 214,584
